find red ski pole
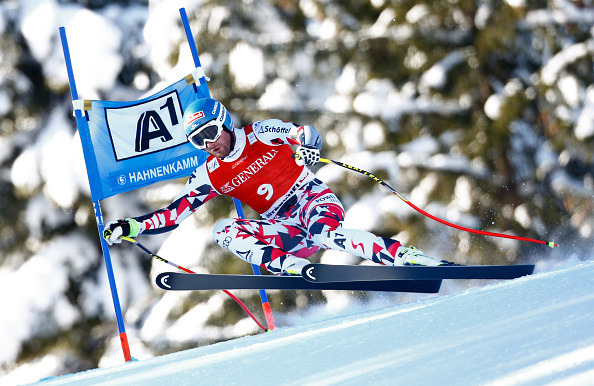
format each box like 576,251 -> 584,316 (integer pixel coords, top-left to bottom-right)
121,236 -> 268,332
320,158 -> 558,248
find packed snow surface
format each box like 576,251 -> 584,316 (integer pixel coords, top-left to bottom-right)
27,259 -> 594,385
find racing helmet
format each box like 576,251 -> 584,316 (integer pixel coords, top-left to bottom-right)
183,98 -> 234,149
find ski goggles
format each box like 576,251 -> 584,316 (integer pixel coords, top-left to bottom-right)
187,120 -> 224,150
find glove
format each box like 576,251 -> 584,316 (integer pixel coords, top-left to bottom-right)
294,125 -> 322,149
294,145 -> 320,166
103,218 -> 141,245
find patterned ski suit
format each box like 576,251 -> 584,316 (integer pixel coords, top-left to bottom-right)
133,120 -> 403,274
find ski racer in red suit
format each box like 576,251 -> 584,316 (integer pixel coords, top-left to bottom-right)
103,98 -> 452,275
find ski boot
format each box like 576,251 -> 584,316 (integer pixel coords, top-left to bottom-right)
279,256 -> 311,276
397,246 -> 458,266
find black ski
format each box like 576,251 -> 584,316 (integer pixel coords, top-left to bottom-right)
302,263 -> 535,283
155,272 -> 442,293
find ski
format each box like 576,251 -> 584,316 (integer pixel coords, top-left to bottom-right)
302,263 -> 535,283
155,272 -> 442,293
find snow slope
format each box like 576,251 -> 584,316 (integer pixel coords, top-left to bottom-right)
23,259 -> 594,386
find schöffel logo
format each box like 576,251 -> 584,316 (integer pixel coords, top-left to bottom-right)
105,90 -> 187,161
258,125 -> 291,134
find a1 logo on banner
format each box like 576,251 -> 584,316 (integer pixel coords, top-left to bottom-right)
106,90 -> 187,161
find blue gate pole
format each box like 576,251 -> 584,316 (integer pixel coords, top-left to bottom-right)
179,8 -> 276,330
59,27 -> 133,361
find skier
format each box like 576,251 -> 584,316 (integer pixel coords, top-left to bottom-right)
103,98 -> 454,275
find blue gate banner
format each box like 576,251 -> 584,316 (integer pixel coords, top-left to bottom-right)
77,72 -> 209,200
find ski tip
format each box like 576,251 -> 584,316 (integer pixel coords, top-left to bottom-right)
547,241 -> 558,248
